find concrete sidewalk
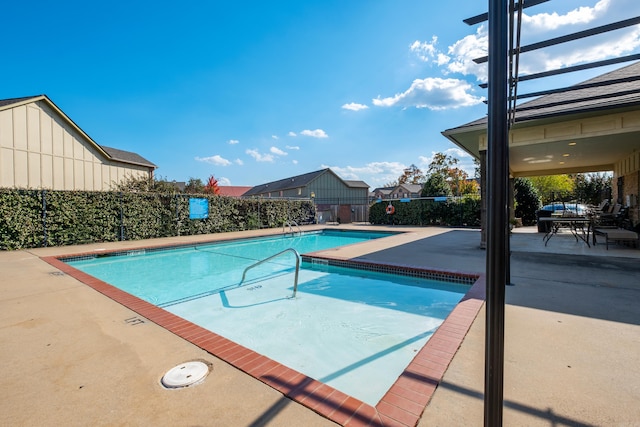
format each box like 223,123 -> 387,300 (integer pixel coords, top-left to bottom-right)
1,225 -> 639,426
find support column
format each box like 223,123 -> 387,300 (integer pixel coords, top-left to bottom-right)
480,150 -> 487,249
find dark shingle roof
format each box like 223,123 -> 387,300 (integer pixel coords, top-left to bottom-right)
243,169 -> 329,196
101,146 -> 156,168
0,95 -> 42,108
344,180 -> 369,188
451,61 -> 640,130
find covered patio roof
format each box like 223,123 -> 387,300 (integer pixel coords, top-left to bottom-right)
442,61 -> 640,177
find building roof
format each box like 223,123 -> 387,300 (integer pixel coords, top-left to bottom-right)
243,168 -> 320,196
394,183 -> 423,193
218,186 -> 253,197
448,61 -> 640,132
344,180 -> 369,189
0,95 -> 156,169
101,146 -> 156,168
442,61 -> 640,177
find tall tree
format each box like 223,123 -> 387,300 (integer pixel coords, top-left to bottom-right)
398,164 -> 425,185
426,152 -> 471,196
514,177 -> 540,226
528,175 -> 574,204
421,173 -> 452,197
184,178 -> 205,194
573,172 -> 612,205
204,175 -> 221,195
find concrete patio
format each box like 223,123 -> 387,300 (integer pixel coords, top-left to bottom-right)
1,225 -> 638,426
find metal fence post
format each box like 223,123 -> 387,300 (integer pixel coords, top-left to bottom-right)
119,192 -> 125,241
41,189 -> 47,247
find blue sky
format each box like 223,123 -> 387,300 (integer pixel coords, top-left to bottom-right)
3,0 -> 640,188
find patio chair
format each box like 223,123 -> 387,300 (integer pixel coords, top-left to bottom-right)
592,225 -> 639,249
597,204 -> 624,226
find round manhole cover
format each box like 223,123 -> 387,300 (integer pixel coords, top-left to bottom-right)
161,361 -> 209,389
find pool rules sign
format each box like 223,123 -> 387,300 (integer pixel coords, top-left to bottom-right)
189,198 -> 209,219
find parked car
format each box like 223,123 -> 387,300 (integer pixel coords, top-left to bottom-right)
538,202 -> 587,216
535,202 -> 588,232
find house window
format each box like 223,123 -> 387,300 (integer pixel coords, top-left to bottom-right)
298,188 -> 302,196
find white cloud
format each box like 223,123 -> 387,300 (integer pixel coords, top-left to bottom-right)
288,131 -> 297,137
373,77 -> 485,110
342,102 -> 369,111
245,149 -> 274,162
300,129 -> 329,138
228,139 -> 239,145
292,159 -> 298,165
443,26 -> 488,81
410,36 -> 439,62
194,155 -> 232,166
286,145 -> 300,150
235,158 -> 243,165
324,161 -> 407,186
271,135 -> 279,140
439,0 -> 640,82
270,146 -> 287,156
217,176 -> 231,186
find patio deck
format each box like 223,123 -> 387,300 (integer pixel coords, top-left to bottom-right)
1,225 -> 638,426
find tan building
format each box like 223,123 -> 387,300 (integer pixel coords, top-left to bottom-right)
0,95 -> 156,191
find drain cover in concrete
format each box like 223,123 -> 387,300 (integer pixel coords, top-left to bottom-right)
161,361 -> 209,388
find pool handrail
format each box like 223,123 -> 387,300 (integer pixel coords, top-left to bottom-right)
282,220 -> 301,236
239,248 -> 300,298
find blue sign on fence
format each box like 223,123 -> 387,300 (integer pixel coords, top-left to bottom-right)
434,196 -> 447,202
189,198 -> 209,219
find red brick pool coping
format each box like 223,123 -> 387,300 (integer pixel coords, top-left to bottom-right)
42,253 -> 485,427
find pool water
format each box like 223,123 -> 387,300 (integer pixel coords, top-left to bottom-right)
65,230 -> 467,405
68,230 -> 395,306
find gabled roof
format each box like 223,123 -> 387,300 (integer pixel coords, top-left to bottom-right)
0,95 -> 156,169
344,180 -> 369,189
101,146 -> 156,168
218,186 -> 253,197
243,169 -> 328,196
243,168 -> 369,196
442,61 -> 640,177
448,61 -> 640,132
393,183 -> 423,193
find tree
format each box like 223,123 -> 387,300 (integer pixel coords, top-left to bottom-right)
184,178 -> 205,194
528,174 -> 574,204
112,174 -> 180,193
204,175 -> 221,195
427,152 -> 471,196
573,172 -> 612,205
514,177 -> 540,226
421,173 -> 452,197
398,164 -> 425,185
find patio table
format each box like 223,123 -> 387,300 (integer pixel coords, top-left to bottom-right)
539,216 -> 591,247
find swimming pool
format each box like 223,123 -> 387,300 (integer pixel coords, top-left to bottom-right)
66,229 -> 397,307
55,228 -> 483,423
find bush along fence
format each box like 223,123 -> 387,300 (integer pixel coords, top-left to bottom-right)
369,196 -> 481,227
0,189 -> 315,250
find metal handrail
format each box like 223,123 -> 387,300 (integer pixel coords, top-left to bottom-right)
282,220 -> 301,236
239,248 -> 300,298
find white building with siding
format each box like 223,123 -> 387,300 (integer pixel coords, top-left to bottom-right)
0,95 -> 156,191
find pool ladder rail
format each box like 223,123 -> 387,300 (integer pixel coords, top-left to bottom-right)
238,248 -> 300,298
282,220 -> 301,237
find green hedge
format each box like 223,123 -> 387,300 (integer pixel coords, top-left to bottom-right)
369,197 -> 481,226
0,189 -> 315,250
